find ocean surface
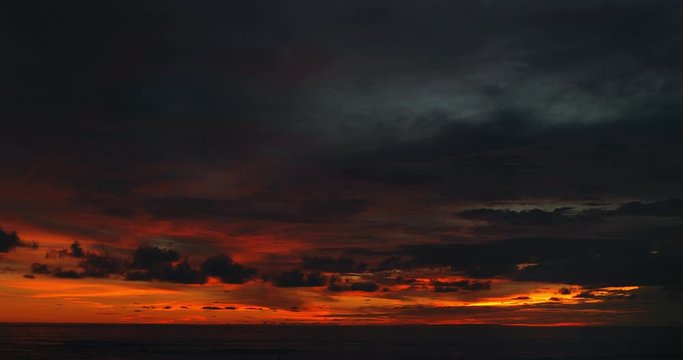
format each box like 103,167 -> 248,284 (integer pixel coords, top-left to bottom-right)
0,324 -> 681,360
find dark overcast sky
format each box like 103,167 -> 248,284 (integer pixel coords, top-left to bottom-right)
1,0 -> 683,325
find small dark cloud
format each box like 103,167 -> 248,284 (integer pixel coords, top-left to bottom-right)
69,241 -> 85,258
374,256 -> 407,272
126,251 -> 256,285
125,246 -> 207,284
78,253 -> 126,278
559,287 -> 572,295
32,244 -> 225,285
125,271 -> 152,281
432,280 -> 492,293
574,288 -> 638,301
30,263 -> 51,275
200,254 -> 256,284
0,228 -> 35,252
46,241 -> 85,259
130,246 -> 180,270
272,269 -> 327,287
328,280 -> 380,292
53,268 -> 83,279
199,305 -> 237,311
37,242 -> 260,285
150,260 -> 207,284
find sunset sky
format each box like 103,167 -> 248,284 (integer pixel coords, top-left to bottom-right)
2,0 -> 683,325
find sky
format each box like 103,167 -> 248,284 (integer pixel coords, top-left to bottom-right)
1,0 -> 683,325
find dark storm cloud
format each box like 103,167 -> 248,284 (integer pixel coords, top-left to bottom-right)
143,197 -> 369,224
457,208 -> 575,226
607,199 -> 683,218
454,199 -> 683,241
339,115 -> 683,202
375,237 -> 683,288
3,0 -> 683,220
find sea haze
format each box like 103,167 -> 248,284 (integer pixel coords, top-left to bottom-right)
1,324 -> 682,360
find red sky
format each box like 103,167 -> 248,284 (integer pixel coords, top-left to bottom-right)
2,0 -> 683,325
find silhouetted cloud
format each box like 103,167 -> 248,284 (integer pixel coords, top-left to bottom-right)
574,288 -> 637,300
130,246 -> 180,270
301,256 -> 367,273
30,263 -> 51,275
0,229 -> 21,252
31,244 -> 255,285
328,280 -> 380,293
458,199 -> 683,229
69,241 -> 85,258
31,252 -> 125,279
53,268 -> 83,279
151,260 -> 207,284
0,228 -> 36,252
78,253 -> 126,278
46,241 -> 87,259
374,237 -> 683,288
200,254 -> 256,284
431,280 -> 492,292
272,269 -> 327,287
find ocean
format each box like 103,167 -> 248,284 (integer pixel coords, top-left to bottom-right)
0,324 -> 681,360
